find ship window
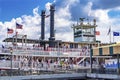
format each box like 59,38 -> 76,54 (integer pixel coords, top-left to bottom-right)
74,44 -> 78,48
109,46 -> 113,55
70,43 -> 73,48
99,48 -> 103,55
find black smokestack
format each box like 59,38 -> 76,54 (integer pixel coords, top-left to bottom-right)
41,10 -> 45,40
49,4 -> 55,47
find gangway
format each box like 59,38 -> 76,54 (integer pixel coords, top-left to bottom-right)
77,57 -> 86,65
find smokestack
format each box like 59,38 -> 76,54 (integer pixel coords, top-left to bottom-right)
41,10 -> 45,40
49,4 -> 55,47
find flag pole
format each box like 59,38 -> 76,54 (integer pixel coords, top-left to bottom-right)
15,23 -> 17,49
109,26 -> 111,44
7,28 -> 8,45
113,33 -> 114,43
113,36 -> 114,43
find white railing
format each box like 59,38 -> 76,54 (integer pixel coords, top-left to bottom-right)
0,60 -> 99,71
0,60 -> 11,68
1,46 -> 90,57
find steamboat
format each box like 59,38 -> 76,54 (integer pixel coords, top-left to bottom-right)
0,5 -> 114,78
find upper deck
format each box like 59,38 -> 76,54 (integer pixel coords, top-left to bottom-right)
1,44 -> 90,57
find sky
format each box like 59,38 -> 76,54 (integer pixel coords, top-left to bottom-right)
0,0 -> 120,45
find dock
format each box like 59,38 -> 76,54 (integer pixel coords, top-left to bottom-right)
0,68 -> 120,80
1,73 -> 120,80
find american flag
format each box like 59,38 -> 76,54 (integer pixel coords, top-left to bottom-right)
95,31 -> 100,35
2,45 -> 4,49
16,23 -> 23,29
7,28 -> 13,34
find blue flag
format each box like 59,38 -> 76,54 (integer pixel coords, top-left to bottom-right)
113,32 -> 120,36
107,28 -> 111,35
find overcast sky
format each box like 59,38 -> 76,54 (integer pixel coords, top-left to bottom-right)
0,0 -> 120,45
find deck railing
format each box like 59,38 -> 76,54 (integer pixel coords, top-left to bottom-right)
0,59 -> 118,76
1,47 -> 90,56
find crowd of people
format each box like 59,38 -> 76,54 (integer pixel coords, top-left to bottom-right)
9,56 -> 78,71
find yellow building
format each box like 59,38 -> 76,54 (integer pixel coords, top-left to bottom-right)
92,43 -> 120,56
